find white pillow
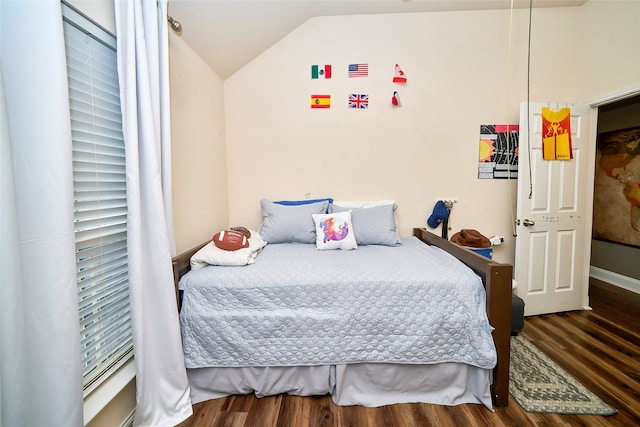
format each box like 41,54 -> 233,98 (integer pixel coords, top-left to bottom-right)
312,211 -> 358,251
190,229 -> 267,269
331,200 -> 396,209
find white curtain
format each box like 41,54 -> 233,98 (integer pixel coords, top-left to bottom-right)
0,1 -> 84,426
114,1 -> 192,425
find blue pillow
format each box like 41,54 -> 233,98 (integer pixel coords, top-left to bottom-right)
259,199 -> 330,243
329,203 -> 400,246
273,198 -> 333,206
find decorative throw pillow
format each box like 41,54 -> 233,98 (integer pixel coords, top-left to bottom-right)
258,199 -> 330,244
312,210 -> 358,250
329,203 -> 400,246
213,229 -> 250,251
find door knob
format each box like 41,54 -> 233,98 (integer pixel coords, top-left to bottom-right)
523,219 -> 535,227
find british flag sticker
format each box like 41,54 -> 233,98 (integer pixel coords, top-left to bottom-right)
348,94 -> 368,109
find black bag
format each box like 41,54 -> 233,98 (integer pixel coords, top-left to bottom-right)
511,295 -> 525,336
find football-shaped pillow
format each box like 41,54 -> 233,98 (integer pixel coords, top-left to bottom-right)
230,226 -> 251,239
213,230 -> 250,251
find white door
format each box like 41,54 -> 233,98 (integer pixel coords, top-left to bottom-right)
514,102 -> 597,316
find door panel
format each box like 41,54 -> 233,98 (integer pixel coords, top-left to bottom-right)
556,230 -> 575,290
515,102 -> 595,316
528,232 -> 548,294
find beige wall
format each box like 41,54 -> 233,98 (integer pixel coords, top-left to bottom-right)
67,0 -> 115,32
221,7 -> 538,264
222,3 -> 640,265
580,1 -> 640,99
169,32 -> 228,254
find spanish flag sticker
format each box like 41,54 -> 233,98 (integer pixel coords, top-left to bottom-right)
311,94 -> 330,109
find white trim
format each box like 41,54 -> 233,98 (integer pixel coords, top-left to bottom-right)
586,83 -> 640,107
590,266 -> 640,295
586,84 -> 640,298
83,357 -> 136,425
120,410 -> 136,427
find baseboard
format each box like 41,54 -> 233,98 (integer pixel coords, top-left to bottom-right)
590,266 -> 640,295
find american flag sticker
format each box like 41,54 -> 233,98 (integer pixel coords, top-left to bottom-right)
349,94 -> 368,109
348,63 -> 368,78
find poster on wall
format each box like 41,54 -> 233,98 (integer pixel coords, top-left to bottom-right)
542,107 -> 573,160
478,124 -> 519,179
592,126 -> 640,248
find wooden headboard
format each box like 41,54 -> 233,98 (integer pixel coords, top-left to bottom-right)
172,240 -> 208,312
413,227 -> 512,407
171,229 -> 513,407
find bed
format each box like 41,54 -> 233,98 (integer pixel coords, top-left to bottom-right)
172,201 -> 512,409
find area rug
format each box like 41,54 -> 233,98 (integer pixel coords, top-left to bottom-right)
509,336 -> 616,415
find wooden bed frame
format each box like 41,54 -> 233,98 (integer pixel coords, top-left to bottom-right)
412,228 -> 512,407
172,227 -> 512,407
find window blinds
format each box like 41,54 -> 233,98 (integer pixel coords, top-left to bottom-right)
62,4 -> 133,393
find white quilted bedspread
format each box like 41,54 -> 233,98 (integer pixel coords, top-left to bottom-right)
179,237 -> 497,369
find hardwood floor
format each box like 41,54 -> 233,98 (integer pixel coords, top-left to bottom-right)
176,279 -> 640,427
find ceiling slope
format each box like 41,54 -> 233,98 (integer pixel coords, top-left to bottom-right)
168,0 -> 587,79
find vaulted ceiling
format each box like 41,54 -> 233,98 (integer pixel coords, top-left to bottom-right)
167,0 -> 587,79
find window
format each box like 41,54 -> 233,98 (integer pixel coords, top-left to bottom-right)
62,2 -> 133,395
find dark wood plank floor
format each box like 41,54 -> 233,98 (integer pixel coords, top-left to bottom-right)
176,279 -> 640,426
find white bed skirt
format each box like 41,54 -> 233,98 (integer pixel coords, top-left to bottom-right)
187,363 -> 494,410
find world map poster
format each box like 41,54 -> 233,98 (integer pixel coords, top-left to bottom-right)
478,124 -> 519,179
593,125 -> 640,247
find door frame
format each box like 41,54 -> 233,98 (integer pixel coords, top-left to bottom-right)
586,84 -> 640,109
575,84 -> 640,311
585,83 -> 640,300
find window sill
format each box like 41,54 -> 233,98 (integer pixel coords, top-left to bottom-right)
83,357 -> 136,425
